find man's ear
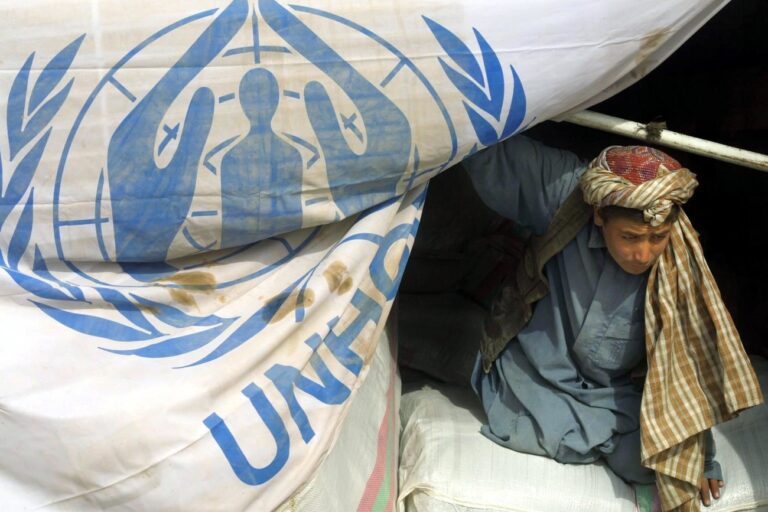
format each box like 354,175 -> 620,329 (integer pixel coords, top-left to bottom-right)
593,206 -> 604,227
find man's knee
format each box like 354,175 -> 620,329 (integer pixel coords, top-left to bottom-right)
604,430 -> 655,484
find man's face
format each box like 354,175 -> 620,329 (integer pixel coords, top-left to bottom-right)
594,209 -> 673,275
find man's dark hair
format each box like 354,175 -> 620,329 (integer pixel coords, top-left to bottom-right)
598,204 -> 680,225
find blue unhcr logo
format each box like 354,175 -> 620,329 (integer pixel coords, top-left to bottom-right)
55,0 -> 456,270
0,0 -> 528,361
1,0 -> 526,487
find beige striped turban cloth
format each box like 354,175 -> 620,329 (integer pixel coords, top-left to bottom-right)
580,146 -> 763,512
580,145 -> 697,225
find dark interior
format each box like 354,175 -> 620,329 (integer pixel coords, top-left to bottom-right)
406,1 -> 768,359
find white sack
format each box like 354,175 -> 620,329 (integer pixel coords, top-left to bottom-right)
398,357 -> 768,512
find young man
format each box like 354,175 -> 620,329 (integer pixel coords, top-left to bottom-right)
463,136 -> 763,511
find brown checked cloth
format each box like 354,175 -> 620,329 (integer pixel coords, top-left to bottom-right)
580,146 -> 764,511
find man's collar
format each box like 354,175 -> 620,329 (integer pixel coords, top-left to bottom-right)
588,222 -> 606,249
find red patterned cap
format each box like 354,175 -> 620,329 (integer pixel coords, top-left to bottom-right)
605,146 -> 682,186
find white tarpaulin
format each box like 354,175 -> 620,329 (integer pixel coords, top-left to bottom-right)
0,0 -> 728,510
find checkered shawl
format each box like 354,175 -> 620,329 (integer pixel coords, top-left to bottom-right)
581,147 -> 764,512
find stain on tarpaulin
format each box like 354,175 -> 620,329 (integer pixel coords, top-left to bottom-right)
157,271 -> 219,308
323,261 -> 353,294
630,29 -> 670,80
136,303 -> 160,316
267,289 -> 316,323
169,289 -> 197,308
159,271 -> 217,291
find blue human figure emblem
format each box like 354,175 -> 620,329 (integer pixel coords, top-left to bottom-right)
260,0 -> 412,217
220,68 -> 303,248
106,0 -> 248,264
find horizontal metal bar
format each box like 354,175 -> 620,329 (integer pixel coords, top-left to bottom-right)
562,110 -> 768,173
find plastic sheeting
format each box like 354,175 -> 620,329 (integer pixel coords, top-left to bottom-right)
0,0 -> 728,509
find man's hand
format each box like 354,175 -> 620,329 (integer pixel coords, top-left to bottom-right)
699,477 -> 724,507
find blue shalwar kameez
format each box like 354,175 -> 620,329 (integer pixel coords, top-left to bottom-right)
465,136 -> 663,483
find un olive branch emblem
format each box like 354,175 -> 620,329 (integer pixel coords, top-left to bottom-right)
2,36 -> 86,303
1,14 -> 527,367
424,17 -> 528,146
0,31 -> 362,367
0,35 -> 243,365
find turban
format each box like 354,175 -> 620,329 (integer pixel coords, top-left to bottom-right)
580,145 -> 698,226
578,146 -> 763,511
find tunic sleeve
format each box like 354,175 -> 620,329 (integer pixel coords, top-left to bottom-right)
462,136 -> 585,235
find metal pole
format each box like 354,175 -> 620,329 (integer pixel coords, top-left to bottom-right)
562,110 -> 768,173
